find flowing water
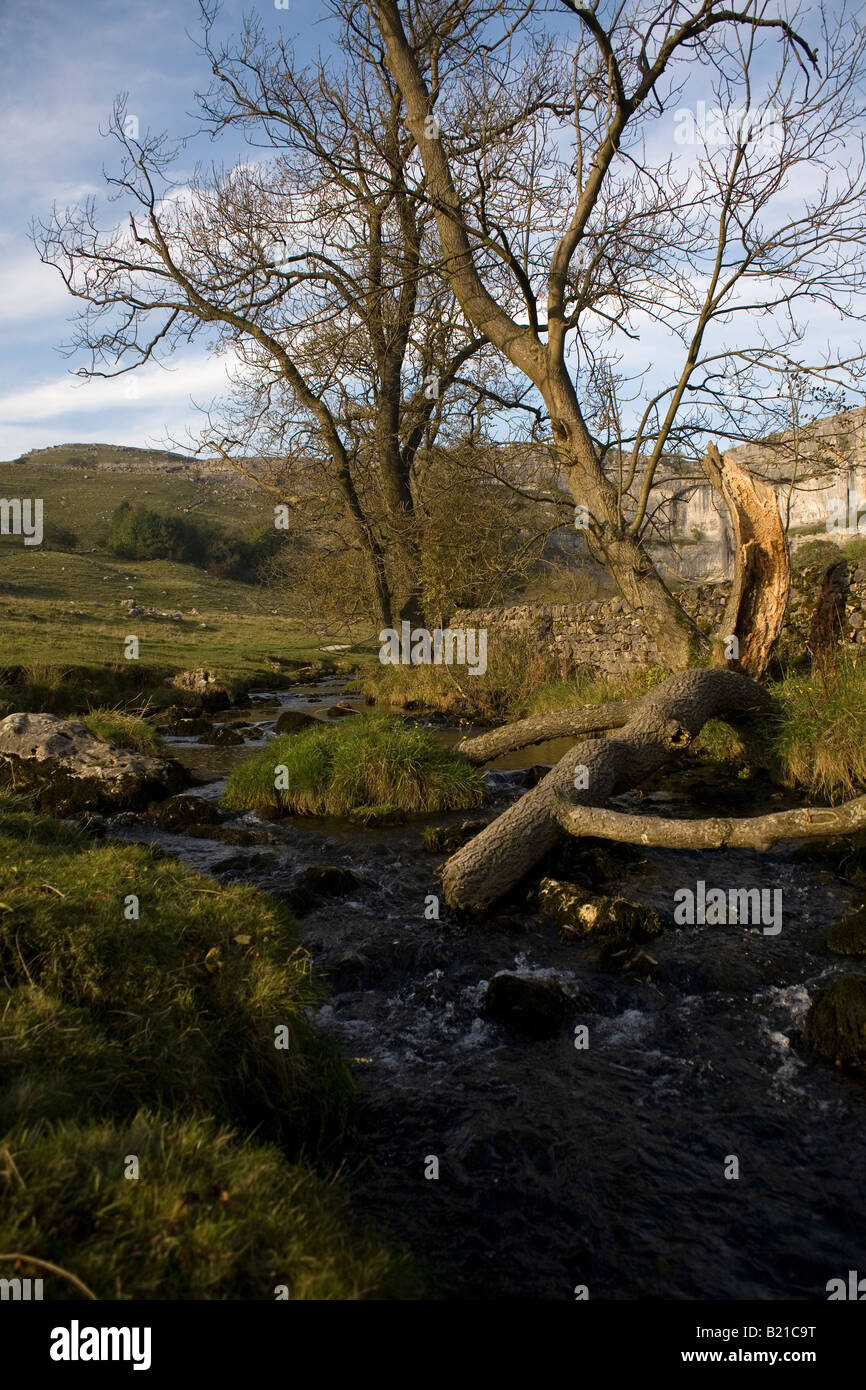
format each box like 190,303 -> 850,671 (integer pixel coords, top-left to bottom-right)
110,681 -> 866,1301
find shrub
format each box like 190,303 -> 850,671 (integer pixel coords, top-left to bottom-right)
0,1111 -> 421,1299
222,713 -> 484,816
791,538 -> 844,571
40,522 -> 79,552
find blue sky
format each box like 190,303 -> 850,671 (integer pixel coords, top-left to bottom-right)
0,0 -> 861,462
0,0 -> 326,459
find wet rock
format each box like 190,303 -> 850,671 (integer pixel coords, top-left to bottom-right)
153,794 -> 222,832
295,864 -> 359,895
275,709 -> 316,734
423,818 -> 491,853
827,904 -> 866,957
325,704 -> 354,718
537,878 -> 663,949
805,975 -> 866,1067
347,804 -> 407,827
0,711 -> 186,813
167,716 -> 213,737
186,826 -> 276,846
197,726 -> 244,746
483,972 -> 568,1040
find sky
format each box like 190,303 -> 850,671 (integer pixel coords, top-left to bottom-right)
0,0 -> 327,460
0,0 -> 862,463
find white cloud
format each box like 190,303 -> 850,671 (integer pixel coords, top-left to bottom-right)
0,354 -> 235,429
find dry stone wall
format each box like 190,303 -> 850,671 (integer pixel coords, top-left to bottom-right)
451,560 -> 866,674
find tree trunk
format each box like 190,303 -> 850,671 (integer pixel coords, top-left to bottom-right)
555,795 -> 866,851
702,442 -> 790,679
458,701 -> 633,765
441,669 -> 772,911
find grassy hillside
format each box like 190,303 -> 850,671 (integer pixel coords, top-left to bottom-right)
0,450 -> 375,684
1,456 -> 267,551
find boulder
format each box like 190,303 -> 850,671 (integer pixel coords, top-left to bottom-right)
482,972 -> 568,1040
275,709 -> 316,734
805,975 -> 866,1067
537,878 -> 663,948
169,670 -> 231,709
153,795 -> 223,832
196,726 -> 244,746
0,712 -> 186,813
827,905 -> 866,958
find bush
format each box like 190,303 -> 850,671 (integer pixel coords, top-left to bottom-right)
83,709 -> 165,755
0,1111 -> 420,1299
791,538 -> 844,571
222,713 -> 485,816
105,502 -> 283,582
40,522 -> 79,552
0,816 -> 351,1149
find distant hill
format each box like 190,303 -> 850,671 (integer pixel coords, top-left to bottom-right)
9,443 -> 234,475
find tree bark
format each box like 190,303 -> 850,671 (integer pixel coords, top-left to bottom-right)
442,669 -> 773,911
554,795 -> 866,852
702,442 -> 790,679
457,702 -> 633,765
808,559 -> 850,661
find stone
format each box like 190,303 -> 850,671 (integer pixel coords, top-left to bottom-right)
294,864 -> 358,896
827,905 -> 866,957
196,726 -> 244,746
805,975 -> 866,1067
0,711 -> 186,813
153,795 -> 222,832
275,709 -> 316,734
482,971 -> 568,1040
169,670 -> 231,709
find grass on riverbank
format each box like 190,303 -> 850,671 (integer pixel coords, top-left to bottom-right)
0,794 -> 419,1297
0,798 -> 350,1148
223,713 -> 485,816
0,1110 -> 420,1300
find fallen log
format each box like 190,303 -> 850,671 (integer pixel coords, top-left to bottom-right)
457,701 -> 633,765
442,668 -> 773,911
554,795 -> 866,853
702,442 -> 790,679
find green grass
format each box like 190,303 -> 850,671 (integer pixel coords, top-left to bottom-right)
0,1110 -> 421,1300
767,656 -> 866,801
528,665 -> 669,715
0,802 -> 351,1148
83,709 -> 165,754
363,630 -> 565,722
222,713 -> 485,816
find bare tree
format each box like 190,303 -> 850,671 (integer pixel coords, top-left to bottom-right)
33,2 -> 535,629
370,0 -> 866,665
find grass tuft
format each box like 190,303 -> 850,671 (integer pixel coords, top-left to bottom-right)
222,713 -> 484,816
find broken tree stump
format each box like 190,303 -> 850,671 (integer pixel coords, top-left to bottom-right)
702,441 -> 790,679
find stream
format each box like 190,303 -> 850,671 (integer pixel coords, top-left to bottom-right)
110,677 -> 866,1301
